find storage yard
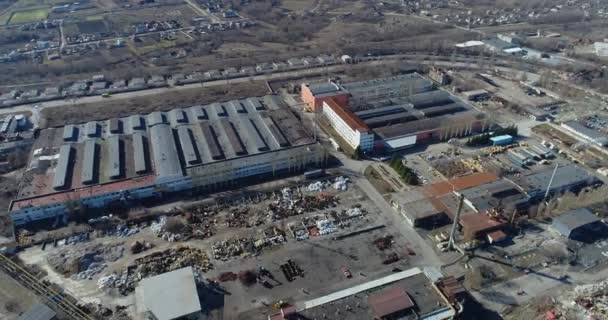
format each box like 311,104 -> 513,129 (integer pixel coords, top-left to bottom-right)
15,174 -> 428,319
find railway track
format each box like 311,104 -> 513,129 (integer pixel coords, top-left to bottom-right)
0,254 -> 95,320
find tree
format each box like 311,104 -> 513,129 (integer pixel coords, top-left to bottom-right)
351,146 -> 361,160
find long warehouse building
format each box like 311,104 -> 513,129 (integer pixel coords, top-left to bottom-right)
10,95 -> 326,225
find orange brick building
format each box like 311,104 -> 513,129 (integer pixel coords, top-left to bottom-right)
301,82 -> 350,112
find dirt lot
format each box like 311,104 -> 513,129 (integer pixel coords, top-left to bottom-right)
0,271 -> 40,320
40,81 -> 269,127
17,175 -> 422,319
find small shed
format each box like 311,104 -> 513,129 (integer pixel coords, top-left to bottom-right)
490,134 -> 513,146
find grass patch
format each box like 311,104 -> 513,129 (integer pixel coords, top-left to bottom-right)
9,8 -> 49,24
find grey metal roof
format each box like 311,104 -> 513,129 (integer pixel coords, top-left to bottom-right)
191,106 -> 207,120
53,145 -> 72,190
177,126 -> 200,165
108,135 -> 122,179
132,132 -> 148,174
407,91 -> 453,109
169,108 -> 188,124
219,120 -> 246,155
343,74 -> 433,100
246,97 -> 264,111
63,124 -> 76,141
18,303 -> 56,320
81,140 -> 97,184
129,115 -> 144,130
239,118 -> 268,152
552,208 -> 599,237
85,121 -> 98,137
364,113 -> 416,128
200,123 -> 223,160
212,103 -> 227,117
356,105 -> 409,120
563,121 -> 608,145
108,118 -> 121,134
147,111 -> 166,127
228,100 -> 247,114
420,103 -> 466,118
515,164 -> 597,196
140,267 -> 201,320
306,82 -> 344,96
262,117 -> 289,147
149,124 -> 182,177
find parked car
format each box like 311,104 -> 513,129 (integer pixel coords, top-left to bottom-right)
341,266 -> 352,278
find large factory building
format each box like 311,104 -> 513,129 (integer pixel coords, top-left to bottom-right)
11,95 -> 325,225
303,74 -> 492,153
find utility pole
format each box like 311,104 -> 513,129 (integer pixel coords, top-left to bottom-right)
448,194 -> 465,250
543,164 -> 559,203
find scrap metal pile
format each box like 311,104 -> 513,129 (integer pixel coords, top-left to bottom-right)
213,227 -> 286,261
224,206 -> 266,228
306,176 -> 350,192
47,243 -> 124,280
269,187 -> 339,221
151,214 -> 215,241
97,246 -> 212,294
542,279 -> 608,319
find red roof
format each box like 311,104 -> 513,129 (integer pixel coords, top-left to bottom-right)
487,230 -> 507,242
421,172 -> 498,198
324,98 -> 370,132
11,175 -> 156,210
368,286 -> 414,318
460,214 -> 505,234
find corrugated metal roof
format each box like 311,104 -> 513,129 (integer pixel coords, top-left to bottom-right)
81,140 -> 97,184
53,145 -> 73,190
132,132 -> 148,174
368,286 -> 414,318
85,121 -> 98,137
108,118 -> 122,134
220,120 -> 246,155
552,208 -> 599,237
129,115 -> 144,130
262,117 -> 289,148
17,303 -> 56,320
108,135 -> 122,179
140,267 -> 201,320
177,126 -> 200,165
200,123 -> 224,159
147,111 -> 166,127
169,108 -> 188,124
191,106 -> 207,120
149,124 -> 182,178
63,124 -> 75,141
238,118 -> 267,152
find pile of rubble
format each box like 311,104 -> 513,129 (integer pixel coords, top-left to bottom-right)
47,243 -> 124,280
152,215 -> 216,241
316,219 -> 337,235
98,246 -> 212,294
305,176 -> 350,192
212,238 -> 253,261
539,278 -> 608,319
269,188 -> 338,221
224,207 -> 266,228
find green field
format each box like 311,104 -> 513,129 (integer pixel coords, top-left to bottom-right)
9,8 -> 49,24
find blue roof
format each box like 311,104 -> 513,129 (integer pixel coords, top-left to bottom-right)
490,134 -> 513,142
